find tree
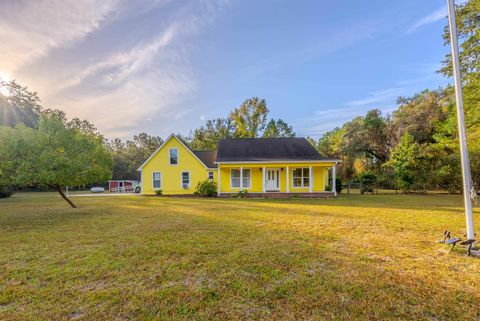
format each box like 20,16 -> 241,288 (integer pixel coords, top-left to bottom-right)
0,80 -> 42,128
0,112 -> 113,208
385,133 -> 420,192
109,133 -> 163,180
229,97 -> 269,138
263,118 -> 295,137
342,110 -> 391,164
394,90 -> 450,145
189,118 -> 233,150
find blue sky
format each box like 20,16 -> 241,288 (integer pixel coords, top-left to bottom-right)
0,0 -> 455,139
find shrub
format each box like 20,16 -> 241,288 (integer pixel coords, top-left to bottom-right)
195,180 -> 217,197
0,187 -> 13,198
154,189 -> 162,196
231,190 -> 248,198
335,177 -> 343,194
358,171 -> 377,195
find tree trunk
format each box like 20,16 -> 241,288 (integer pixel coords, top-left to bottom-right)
53,183 -> 77,208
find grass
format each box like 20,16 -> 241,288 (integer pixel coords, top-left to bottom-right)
0,193 -> 479,320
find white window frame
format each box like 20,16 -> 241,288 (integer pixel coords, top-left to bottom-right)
169,148 -> 178,165
231,169 -> 240,188
230,168 -> 251,189
181,171 -> 190,189
152,172 -> 162,189
292,168 -> 310,188
208,171 -> 214,181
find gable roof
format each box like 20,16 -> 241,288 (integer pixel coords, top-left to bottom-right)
193,151 -> 217,168
216,137 -> 333,162
138,134 -> 212,170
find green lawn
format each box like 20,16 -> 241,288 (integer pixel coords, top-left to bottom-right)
0,193 -> 479,320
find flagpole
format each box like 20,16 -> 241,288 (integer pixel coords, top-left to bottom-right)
447,0 -> 475,240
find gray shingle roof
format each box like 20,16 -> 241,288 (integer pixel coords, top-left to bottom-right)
216,137 -> 330,162
193,151 -> 217,168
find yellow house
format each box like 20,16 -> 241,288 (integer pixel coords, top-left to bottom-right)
138,134 -> 340,197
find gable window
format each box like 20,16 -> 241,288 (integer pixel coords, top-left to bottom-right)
231,168 -> 251,188
169,148 -> 178,165
152,172 -> 162,189
208,171 -> 214,181
181,172 -> 190,189
293,168 -> 309,188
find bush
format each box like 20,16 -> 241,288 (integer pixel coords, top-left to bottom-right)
230,190 -> 248,198
335,177 -> 343,194
358,171 -> 377,195
0,187 -> 13,198
195,180 -> 217,197
154,189 -> 162,196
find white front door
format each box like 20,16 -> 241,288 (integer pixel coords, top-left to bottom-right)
265,168 -> 280,192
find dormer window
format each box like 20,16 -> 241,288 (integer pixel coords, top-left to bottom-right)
169,148 -> 178,165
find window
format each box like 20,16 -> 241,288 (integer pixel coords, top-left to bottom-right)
208,171 -> 214,181
231,169 -> 240,188
242,169 -> 251,188
231,168 -> 251,188
293,168 -> 310,187
181,172 -> 190,189
152,172 -> 161,189
169,148 -> 178,165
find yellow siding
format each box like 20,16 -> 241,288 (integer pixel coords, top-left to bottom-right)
141,136 -> 216,195
218,163 -> 335,194
140,136 -> 335,196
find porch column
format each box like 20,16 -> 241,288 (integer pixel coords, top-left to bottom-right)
311,166 -> 314,192
240,166 -> 243,190
262,166 -> 266,193
309,165 -> 313,193
332,163 -> 337,196
217,165 -> 221,196
286,166 -> 289,193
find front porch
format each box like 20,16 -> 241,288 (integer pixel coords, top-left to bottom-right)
218,192 -> 335,198
216,162 -> 338,197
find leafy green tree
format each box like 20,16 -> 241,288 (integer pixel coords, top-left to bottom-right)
189,118 -> 233,150
385,133 -> 420,192
109,133 -> 162,180
229,97 -> 269,138
439,0 -> 480,122
342,110 -> 391,164
263,118 -> 295,137
394,90 -> 450,145
0,112 -> 113,207
0,80 -> 42,128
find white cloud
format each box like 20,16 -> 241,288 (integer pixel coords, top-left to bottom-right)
0,0 -> 120,71
407,6 -> 447,34
406,0 -> 469,34
0,0 -> 231,138
296,71 -> 449,138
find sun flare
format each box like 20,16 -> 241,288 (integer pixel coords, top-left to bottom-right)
0,71 -> 12,96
